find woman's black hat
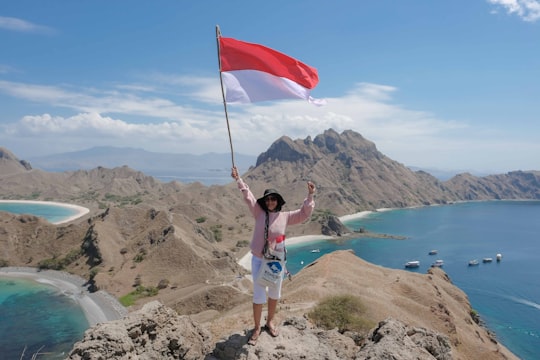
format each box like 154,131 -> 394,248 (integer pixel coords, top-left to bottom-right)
256,188 -> 286,212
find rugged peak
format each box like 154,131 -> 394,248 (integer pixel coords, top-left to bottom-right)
255,129 -> 381,167
256,135 -> 315,166
0,147 -> 32,175
313,128 -> 378,155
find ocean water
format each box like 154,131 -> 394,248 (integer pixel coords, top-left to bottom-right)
0,277 -> 88,359
0,202 -> 79,224
287,200 -> 540,360
0,202 -> 89,359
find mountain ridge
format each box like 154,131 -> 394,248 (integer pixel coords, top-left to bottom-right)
24,144 -> 491,183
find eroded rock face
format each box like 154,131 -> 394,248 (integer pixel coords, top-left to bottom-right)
67,301 -> 212,360
67,301 -> 453,360
209,316 -> 359,360
320,214 -> 350,236
357,318 -> 453,360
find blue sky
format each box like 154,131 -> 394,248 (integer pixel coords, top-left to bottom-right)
1,0 -> 539,174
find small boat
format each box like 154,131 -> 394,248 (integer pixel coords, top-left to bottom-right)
428,250 -> 438,255
468,259 -> 479,266
311,249 -> 320,253
431,259 -> 444,267
496,253 -> 502,262
405,261 -> 420,268
482,258 -> 493,263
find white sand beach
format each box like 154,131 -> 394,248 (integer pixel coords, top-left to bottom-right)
0,200 -> 90,224
339,210 -> 374,222
238,208 -> 392,273
0,267 -> 127,326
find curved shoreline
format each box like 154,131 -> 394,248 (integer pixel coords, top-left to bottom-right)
0,200 -> 90,224
238,209 -> 380,272
0,267 -> 127,326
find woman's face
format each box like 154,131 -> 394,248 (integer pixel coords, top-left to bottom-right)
265,195 -> 278,212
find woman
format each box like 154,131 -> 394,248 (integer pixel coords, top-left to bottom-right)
231,166 -> 316,345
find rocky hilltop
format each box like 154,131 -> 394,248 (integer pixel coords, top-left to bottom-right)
66,252 -> 517,360
1,129 -> 537,359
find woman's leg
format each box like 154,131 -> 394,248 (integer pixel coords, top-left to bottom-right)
250,255 -> 266,343
267,297 -> 278,326
266,271 -> 283,337
253,302 -> 263,330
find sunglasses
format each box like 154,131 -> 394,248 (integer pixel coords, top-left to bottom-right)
265,196 -> 278,202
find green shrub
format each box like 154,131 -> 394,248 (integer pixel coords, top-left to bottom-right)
236,240 -> 249,248
308,294 -> 374,334
211,224 -> 223,242
119,286 -> 159,307
133,249 -> 146,263
196,217 -> 207,223
37,258 -> 63,270
89,268 -> 99,280
36,248 -> 82,270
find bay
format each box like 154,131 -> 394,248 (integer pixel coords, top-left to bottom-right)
287,201 -> 540,360
0,202 -> 79,224
0,277 -> 88,359
0,202 -> 90,359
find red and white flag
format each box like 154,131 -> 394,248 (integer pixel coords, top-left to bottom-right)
218,36 -> 325,105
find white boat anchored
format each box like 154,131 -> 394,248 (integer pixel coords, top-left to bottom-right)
431,259 -> 444,267
311,249 -> 321,253
468,259 -> 479,266
482,258 -> 493,263
496,253 -> 502,262
405,260 -> 420,268
429,250 -> 438,255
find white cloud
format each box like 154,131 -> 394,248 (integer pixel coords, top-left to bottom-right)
2,112 -> 222,157
0,76 -> 537,173
0,80 -> 220,123
488,0 -> 540,21
0,16 -> 54,33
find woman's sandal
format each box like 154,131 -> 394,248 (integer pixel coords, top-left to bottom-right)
264,323 -> 279,337
248,328 -> 260,346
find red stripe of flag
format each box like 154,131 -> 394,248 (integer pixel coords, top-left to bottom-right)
219,37 -> 319,90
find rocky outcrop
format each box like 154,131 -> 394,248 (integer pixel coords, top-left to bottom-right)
67,301 -> 452,360
67,301 -> 213,360
357,318 -> 452,359
62,250 -> 517,360
320,214 -> 351,236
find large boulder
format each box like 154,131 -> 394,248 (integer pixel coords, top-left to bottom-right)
357,318 -> 453,359
67,301 -> 212,360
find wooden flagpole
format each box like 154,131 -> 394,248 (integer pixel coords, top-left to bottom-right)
215,25 -> 236,168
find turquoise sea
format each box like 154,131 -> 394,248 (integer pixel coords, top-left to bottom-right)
0,202 -> 79,224
0,277 -> 88,359
287,200 -> 540,360
0,202 -> 89,359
